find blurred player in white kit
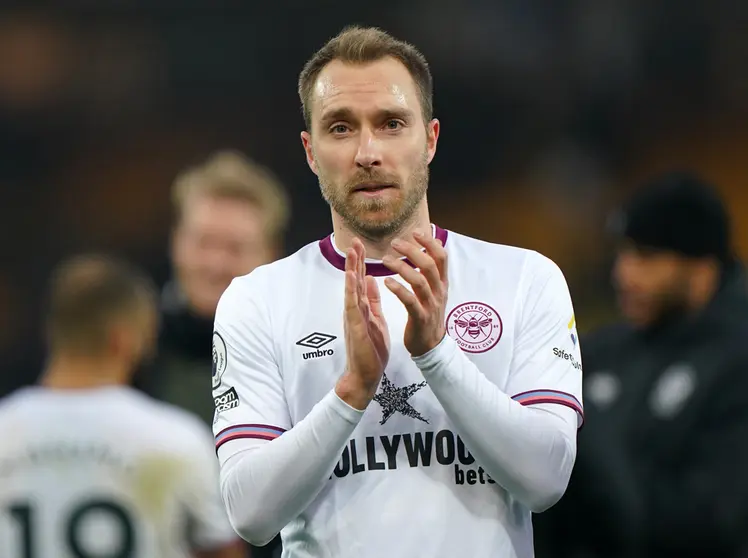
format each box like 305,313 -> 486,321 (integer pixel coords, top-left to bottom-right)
0,255 -> 243,558
213,26 -> 584,558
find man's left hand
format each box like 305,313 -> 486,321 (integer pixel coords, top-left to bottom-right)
382,231 -> 448,357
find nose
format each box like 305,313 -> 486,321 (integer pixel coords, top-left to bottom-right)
354,129 -> 382,168
200,244 -> 234,279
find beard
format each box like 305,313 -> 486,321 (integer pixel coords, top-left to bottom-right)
317,150 -> 429,240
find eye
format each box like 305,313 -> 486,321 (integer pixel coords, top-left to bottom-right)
330,124 -> 349,135
385,119 -> 403,130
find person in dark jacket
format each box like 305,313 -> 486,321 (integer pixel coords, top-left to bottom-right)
142,149 -> 290,425
137,150 -> 290,558
534,172 -> 748,558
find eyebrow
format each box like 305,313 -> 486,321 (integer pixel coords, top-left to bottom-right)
320,107 -> 356,127
319,106 -> 414,127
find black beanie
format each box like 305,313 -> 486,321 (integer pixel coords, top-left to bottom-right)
613,172 -> 732,261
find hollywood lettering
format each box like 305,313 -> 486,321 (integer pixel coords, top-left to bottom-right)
332,429 -> 497,486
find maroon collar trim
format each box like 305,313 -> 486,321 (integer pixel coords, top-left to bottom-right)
319,225 -> 449,277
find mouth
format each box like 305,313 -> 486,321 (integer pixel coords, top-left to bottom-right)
352,183 -> 396,193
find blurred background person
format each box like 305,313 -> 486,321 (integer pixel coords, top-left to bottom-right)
137,149 -> 290,426
135,150 -> 290,558
0,254 -> 243,558
534,173 -> 748,558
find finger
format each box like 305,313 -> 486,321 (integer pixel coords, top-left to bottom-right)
344,269 -> 359,312
358,274 -> 371,321
384,277 -> 424,319
413,232 -> 448,283
366,275 -> 384,320
382,255 -> 433,305
358,241 -> 367,297
391,237 -> 441,293
346,244 -> 358,275
350,242 -> 370,318
351,238 -> 366,298
346,270 -> 372,343
351,238 -> 364,274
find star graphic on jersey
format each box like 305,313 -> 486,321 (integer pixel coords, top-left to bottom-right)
373,373 -> 429,425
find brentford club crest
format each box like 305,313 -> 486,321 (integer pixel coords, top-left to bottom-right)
446,302 -> 503,353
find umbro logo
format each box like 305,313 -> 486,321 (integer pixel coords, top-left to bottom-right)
297,332 -> 336,360
297,332 -> 336,349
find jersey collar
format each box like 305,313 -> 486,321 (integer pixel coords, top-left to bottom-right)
319,224 -> 449,277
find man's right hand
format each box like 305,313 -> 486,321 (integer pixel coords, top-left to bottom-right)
335,238 -> 390,410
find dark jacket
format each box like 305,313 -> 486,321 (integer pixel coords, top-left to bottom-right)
136,282 -> 216,425
137,281 -> 282,558
534,263 -> 748,558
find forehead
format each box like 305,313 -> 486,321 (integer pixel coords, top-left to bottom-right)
181,193 -> 264,232
311,57 -> 421,122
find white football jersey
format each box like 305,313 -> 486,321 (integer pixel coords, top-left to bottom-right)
213,225 -> 583,558
0,386 -> 237,558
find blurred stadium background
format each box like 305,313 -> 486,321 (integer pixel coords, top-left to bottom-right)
1,0 -> 747,389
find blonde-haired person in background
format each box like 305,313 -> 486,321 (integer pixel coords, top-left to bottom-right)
137,150 -> 290,557
170,150 -> 289,322
141,149 -> 290,423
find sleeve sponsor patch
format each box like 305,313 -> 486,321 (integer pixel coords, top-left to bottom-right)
552,347 -> 582,371
212,332 -> 228,389
214,387 -> 239,414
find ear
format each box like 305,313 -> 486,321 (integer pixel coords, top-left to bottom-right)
426,118 -> 440,164
300,131 -> 318,176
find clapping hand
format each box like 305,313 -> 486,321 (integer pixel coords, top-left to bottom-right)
336,238 -> 391,410
382,232 -> 448,357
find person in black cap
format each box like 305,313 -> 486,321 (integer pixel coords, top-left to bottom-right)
533,172 -> 748,558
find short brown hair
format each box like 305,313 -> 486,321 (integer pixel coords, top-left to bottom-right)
172,150 -> 290,245
298,26 -> 433,129
46,254 -> 156,354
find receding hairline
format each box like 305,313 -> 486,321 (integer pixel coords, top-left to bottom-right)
309,58 -> 425,125
298,26 -> 434,129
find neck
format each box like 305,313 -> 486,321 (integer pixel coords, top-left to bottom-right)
41,353 -> 129,390
331,201 -> 432,260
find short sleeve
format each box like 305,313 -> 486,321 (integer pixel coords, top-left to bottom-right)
180,419 -> 239,550
211,275 -> 292,461
505,252 -> 584,427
